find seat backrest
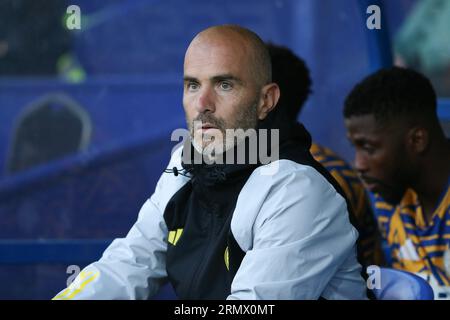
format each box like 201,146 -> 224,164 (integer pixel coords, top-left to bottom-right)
6,93 -> 92,174
372,268 -> 435,300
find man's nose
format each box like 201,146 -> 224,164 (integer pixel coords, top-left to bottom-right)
196,87 -> 216,113
354,151 -> 369,174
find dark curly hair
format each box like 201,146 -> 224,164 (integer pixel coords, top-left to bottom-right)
343,67 -> 437,126
266,43 -> 312,119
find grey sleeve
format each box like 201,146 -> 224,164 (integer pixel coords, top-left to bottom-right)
53,147 -> 188,300
53,196 -> 169,300
227,161 -> 366,300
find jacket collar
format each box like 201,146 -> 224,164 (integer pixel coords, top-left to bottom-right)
181,119 -> 311,186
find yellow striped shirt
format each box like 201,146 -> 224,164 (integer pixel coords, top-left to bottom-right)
371,181 -> 450,290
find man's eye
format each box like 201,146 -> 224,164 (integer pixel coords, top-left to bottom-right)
187,82 -> 199,91
219,81 -> 232,91
363,145 -> 375,155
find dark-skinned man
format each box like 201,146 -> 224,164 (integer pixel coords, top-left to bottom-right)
344,67 -> 450,299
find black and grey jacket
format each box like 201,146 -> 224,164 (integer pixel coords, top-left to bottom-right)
54,123 -> 367,300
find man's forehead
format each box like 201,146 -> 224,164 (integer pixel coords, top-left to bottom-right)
186,34 -> 248,62
345,114 -> 384,138
186,27 -> 256,63
184,38 -> 250,79
192,26 -> 250,46
184,55 -> 244,80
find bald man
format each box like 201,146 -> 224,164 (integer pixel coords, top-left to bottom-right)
54,25 -> 367,300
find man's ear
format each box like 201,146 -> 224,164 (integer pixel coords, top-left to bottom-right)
407,126 -> 429,154
257,83 -> 280,120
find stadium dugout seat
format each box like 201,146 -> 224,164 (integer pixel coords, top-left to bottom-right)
371,268 -> 434,300
6,93 -> 92,174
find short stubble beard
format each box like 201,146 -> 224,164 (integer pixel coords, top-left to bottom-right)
188,100 -> 259,162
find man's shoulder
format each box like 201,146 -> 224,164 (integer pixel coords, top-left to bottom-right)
231,159 -> 355,251
247,159 -> 340,199
167,144 -> 184,168
150,146 -> 190,207
252,158 -> 319,177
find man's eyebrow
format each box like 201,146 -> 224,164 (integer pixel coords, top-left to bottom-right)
183,76 -> 199,83
183,74 -> 244,85
352,136 -> 377,146
211,74 -> 239,81
212,74 -> 243,84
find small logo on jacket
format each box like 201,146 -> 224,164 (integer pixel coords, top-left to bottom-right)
224,247 -> 230,271
168,228 -> 184,246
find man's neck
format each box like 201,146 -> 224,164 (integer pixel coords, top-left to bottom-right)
413,139 -> 450,223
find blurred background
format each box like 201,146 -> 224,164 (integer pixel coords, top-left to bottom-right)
0,0 -> 449,299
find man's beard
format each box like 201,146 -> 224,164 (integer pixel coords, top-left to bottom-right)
187,101 -> 259,159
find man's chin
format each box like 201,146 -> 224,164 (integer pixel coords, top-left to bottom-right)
361,178 -> 405,203
193,140 -> 226,157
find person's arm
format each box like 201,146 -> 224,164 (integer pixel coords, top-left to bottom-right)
53,195 -> 168,300
227,160 -> 367,300
53,148 -> 187,300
